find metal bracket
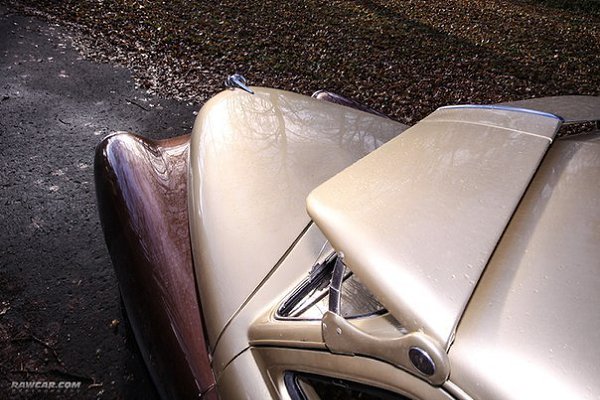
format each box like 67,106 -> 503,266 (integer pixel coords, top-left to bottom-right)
322,311 -> 450,386
321,254 -> 450,386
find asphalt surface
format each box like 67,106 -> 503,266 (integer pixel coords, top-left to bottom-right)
0,6 -> 199,399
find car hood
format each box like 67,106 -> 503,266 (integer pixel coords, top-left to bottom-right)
187,87 -> 408,345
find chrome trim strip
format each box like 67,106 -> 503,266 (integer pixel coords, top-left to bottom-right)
439,104 -> 563,121
443,381 -> 474,400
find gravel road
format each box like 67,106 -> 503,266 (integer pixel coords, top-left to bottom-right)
0,6 -> 197,399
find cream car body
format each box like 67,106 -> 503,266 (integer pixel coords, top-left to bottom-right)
97,85 -> 600,399
189,88 -> 600,399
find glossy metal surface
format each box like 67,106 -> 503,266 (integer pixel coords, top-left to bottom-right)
94,133 -> 216,399
188,87 -> 408,346
449,132 -> 600,400
222,225 -> 416,386
249,347 -> 455,400
312,90 -> 392,119
212,223 -> 328,375
216,347 -> 278,399
307,107 -> 562,349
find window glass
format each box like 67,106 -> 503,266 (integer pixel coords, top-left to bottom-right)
285,372 -> 412,400
277,254 -> 386,320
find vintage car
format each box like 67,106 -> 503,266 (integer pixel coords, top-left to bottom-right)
94,78 -> 600,399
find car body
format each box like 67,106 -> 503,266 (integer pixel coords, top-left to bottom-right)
95,86 -> 600,399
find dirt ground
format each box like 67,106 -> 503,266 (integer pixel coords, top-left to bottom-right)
0,6 -> 197,399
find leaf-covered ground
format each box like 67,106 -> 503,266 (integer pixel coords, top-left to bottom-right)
8,0 -> 600,123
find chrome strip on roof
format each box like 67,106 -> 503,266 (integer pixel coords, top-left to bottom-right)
439,104 -> 563,121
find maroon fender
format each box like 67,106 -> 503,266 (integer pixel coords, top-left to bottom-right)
94,133 -> 217,399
